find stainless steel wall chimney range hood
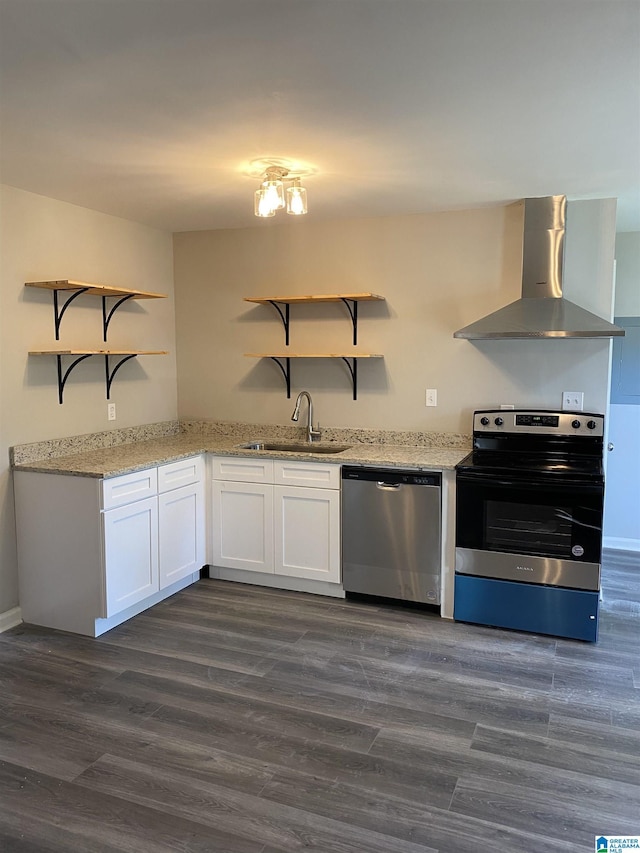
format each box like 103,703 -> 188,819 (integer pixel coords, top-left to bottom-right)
453,195 -> 624,340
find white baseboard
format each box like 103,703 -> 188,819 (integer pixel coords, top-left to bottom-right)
603,537 -> 640,553
0,607 -> 22,633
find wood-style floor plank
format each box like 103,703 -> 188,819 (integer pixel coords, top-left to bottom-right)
74,753 -> 439,853
449,772 -> 639,847
0,760 -> 263,853
0,547 -> 637,852
259,767 -> 589,853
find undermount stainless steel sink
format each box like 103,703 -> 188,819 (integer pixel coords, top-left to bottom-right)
238,441 -> 351,454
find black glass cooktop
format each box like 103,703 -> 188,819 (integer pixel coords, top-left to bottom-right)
456,450 -> 604,482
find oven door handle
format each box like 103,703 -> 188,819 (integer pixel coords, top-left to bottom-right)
456,472 -> 604,492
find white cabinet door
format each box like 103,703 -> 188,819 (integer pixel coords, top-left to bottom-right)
102,495 -> 159,617
274,485 -> 340,582
158,482 -> 205,588
212,480 -> 274,573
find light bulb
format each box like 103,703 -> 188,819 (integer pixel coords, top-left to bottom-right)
262,179 -> 285,211
286,183 -> 308,215
255,188 -> 275,217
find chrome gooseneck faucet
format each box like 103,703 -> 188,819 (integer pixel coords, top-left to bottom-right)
291,390 -> 321,443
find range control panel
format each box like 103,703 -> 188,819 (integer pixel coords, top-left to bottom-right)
473,409 -> 604,437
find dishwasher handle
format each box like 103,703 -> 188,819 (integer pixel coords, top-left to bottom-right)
376,481 -> 402,490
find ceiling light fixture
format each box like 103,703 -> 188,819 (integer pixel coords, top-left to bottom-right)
254,166 -> 308,217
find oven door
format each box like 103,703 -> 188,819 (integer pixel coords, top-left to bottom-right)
455,471 -> 603,590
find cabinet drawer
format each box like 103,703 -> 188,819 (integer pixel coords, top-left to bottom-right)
212,456 -> 274,483
273,460 -> 340,489
158,455 -> 203,493
102,467 -> 158,510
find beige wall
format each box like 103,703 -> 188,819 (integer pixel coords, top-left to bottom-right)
615,232 -> 640,315
174,200 -> 616,433
0,185 -> 177,614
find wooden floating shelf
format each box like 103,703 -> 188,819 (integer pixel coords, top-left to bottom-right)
244,293 -> 384,304
25,280 -> 167,341
245,352 -> 383,400
29,350 -> 168,404
245,352 -> 383,359
25,280 -> 167,299
244,292 -> 385,346
29,349 -> 168,356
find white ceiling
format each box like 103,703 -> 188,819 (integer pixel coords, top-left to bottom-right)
1,0 -> 638,233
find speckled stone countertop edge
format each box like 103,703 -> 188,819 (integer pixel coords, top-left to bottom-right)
12,431 -> 471,478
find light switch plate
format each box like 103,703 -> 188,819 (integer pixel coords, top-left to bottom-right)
562,391 -> 584,411
425,388 -> 437,407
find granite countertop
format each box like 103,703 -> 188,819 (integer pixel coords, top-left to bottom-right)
12,431 -> 470,478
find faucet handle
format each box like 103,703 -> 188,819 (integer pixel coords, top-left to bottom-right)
310,421 -> 322,441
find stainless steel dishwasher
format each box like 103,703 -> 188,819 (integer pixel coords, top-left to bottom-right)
341,466 -> 442,604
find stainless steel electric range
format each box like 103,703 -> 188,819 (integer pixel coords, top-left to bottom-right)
454,409 -> 605,642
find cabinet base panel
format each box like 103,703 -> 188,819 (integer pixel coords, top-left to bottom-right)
93,572 -> 199,636
208,565 -> 345,598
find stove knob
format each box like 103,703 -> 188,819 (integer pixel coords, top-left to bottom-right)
587,419 -> 597,430
480,417 -> 490,426
494,417 -> 504,426
572,419 -> 581,429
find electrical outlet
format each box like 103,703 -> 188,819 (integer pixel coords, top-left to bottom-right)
562,391 -> 584,411
107,403 -> 116,421
425,388 -> 437,407
500,404 -> 515,410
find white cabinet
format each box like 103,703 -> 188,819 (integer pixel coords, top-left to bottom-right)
274,485 -> 340,582
102,467 -> 157,509
212,480 -> 274,573
157,456 -> 205,588
273,459 -> 340,489
103,455 -> 205,606
211,456 -> 341,585
14,455 -> 205,637
158,455 -> 204,493
212,456 -> 274,483
103,495 -> 159,616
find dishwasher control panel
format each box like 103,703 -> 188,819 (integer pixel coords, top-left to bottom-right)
342,466 -> 441,488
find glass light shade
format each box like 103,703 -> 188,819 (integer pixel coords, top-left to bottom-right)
286,184 -> 308,215
254,188 -> 275,217
261,178 -> 285,210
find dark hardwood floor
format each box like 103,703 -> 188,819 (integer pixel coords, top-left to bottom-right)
1,549 -> 638,852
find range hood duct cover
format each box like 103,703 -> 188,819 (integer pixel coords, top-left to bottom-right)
453,195 -> 625,340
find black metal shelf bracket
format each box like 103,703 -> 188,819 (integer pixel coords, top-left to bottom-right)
340,298 -> 359,345
340,356 -> 359,400
55,353 -> 93,404
269,356 -> 291,398
105,354 -> 138,399
267,301 -> 291,346
102,294 -> 136,341
53,287 -> 90,340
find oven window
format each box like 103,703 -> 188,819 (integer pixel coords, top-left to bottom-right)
485,500 -> 572,557
455,473 -> 604,563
